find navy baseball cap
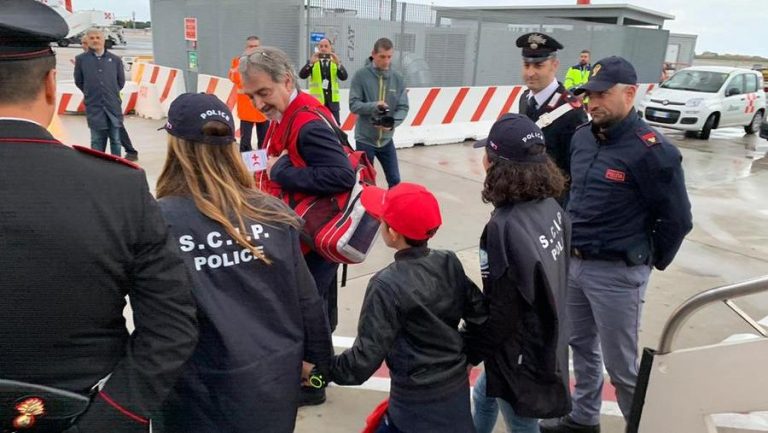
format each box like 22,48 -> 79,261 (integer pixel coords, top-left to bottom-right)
573,56 -> 638,95
160,93 -> 236,145
473,114 -> 547,163
516,32 -> 563,63
0,0 -> 68,61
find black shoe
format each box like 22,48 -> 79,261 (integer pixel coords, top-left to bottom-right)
539,415 -> 600,433
125,152 -> 139,162
298,386 -> 326,407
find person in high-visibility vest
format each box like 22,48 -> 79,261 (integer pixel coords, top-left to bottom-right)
229,35 -> 268,151
564,49 -> 591,90
298,38 -> 348,124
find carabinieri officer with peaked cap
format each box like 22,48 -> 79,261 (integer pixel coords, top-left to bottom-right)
515,33 -> 588,204
0,1 -> 198,432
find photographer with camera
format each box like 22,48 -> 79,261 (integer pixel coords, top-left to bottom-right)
299,38 -> 348,125
350,37 -> 409,188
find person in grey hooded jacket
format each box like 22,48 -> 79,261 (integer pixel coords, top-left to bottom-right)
349,37 -> 409,188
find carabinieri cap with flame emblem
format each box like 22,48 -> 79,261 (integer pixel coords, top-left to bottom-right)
516,32 -> 564,63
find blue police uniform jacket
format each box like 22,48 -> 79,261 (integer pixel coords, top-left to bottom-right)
567,109 -> 693,270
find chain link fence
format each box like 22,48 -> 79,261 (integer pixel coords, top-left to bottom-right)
151,0 -> 672,90
301,0 -> 669,88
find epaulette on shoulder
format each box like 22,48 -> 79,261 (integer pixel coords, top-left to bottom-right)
634,127 -> 661,148
73,145 -> 141,169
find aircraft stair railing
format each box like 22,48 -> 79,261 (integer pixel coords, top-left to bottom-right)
627,275 -> 768,433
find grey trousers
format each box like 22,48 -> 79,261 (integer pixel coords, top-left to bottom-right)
567,257 -> 651,425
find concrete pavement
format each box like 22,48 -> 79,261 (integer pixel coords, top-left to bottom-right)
51,112 -> 768,432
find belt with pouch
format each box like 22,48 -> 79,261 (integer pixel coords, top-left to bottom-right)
1,379 -> 91,433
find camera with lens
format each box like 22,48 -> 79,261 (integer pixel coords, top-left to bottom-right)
371,105 -> 395,129
318,53 -> 331,60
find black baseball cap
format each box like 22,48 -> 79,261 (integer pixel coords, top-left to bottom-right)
473,114 -> 547,163
160,93 -> 236,145
0,0 -> 68,62
516,32 -> 563,63
573,56 -> 638,95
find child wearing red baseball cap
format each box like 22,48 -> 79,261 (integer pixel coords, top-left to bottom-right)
329,182 -> 487,433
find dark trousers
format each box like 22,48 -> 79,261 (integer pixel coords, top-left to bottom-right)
240,120 -> 270,152
328,106 -> 341,126
90,124 -> 121,156
321,100 -> 341,126
119,127 -> 138,154
356,139 -> 401,188
304,251 -> 338,332
375,416 -> 404,433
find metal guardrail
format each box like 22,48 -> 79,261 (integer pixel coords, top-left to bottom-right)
657,275 -> 768,354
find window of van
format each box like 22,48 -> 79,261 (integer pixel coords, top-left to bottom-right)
727,74 -> 745,95
661,70 -> 728,93
745,73 -> 759,93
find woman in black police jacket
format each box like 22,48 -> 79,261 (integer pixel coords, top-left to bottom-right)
471,114 -> 571,433
154,93 -> 333,433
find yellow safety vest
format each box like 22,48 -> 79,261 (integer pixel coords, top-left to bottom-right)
308,61 -> 340,104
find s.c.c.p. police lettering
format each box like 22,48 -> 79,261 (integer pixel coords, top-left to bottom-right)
177,224 -> 270,271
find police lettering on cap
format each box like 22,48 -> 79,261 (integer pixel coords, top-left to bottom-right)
473,113 -> 548,163
0,0 -> 69,62
160,93 -> 236,145
360,183 -> 442,241
516,32 -> 564,63
573,56 -> 638,95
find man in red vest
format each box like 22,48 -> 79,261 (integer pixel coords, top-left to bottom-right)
239,45 -> 355,406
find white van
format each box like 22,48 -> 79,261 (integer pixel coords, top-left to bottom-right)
637,66 -> 765,139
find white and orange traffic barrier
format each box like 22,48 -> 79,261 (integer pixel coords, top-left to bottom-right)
341,85 -> 526,148
56,80 -> 139,116
139,68 -> 662,147
197,74 -> 239,111
134,63 -> 185,119
197,74 -> 243,137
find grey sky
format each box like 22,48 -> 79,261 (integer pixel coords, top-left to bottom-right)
72,0 -> 768,57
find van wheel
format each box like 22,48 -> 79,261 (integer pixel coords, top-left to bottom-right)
744,110 -> 764,134
699,114 -> 716,140
684,131 -> 698,138
57,39 -> 69,48
105,39 -> 114,49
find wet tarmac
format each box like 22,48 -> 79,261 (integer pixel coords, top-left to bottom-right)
51,111 -> 768,433
48,33 -> 768,431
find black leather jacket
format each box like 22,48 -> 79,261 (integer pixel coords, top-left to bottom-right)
330,247 -> 487,400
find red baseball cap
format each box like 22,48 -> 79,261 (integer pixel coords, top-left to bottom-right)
360,183 -> 442,241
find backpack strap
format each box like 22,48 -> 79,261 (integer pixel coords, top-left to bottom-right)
341,263 -> 348,288
279,106 -> 350,207
305,107 -> 354,153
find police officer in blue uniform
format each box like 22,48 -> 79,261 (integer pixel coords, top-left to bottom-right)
0,1 -> 198,432
516,33 -> 588,185
540,57 -> 693,433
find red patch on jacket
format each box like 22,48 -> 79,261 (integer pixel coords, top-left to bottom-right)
641,131 -> 659,147
605,168 -> 626,182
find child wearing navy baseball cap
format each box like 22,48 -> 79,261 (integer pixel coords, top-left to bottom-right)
155,92 -> 333,433
471,114 -> 572,433
330,182 -> 488,433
